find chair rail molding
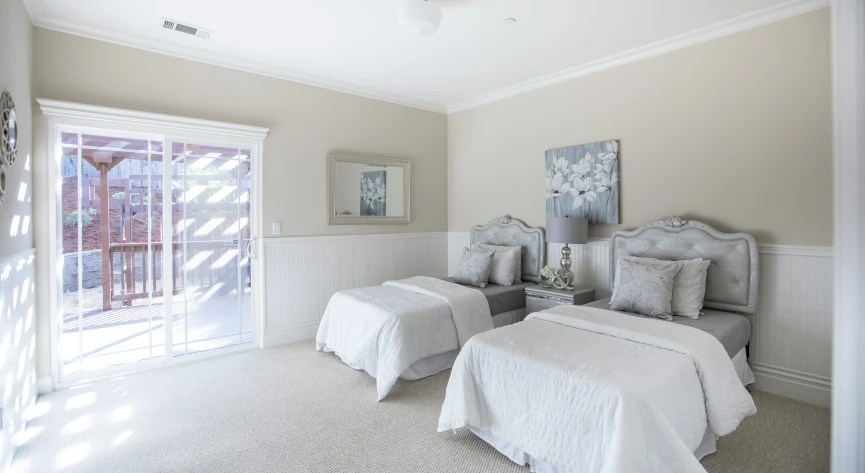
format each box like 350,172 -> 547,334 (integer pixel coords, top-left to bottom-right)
449,233 -> 834,407
262,232 -> 448,347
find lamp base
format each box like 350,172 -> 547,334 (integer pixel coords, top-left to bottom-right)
552,244 -> 575,291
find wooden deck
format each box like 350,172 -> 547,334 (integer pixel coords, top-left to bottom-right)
61,293 -> 252,372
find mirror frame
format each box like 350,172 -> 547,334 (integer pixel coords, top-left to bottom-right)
327,152 -> 411,225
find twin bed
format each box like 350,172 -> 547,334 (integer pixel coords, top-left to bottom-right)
316,216 -> 544,399
317,217 -> 759,473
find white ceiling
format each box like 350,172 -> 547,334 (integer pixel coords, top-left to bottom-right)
24,0 -> 825,113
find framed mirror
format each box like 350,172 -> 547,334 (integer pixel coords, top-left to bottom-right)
328,152 -> 411,225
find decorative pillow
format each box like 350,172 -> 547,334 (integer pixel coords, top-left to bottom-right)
454,248 -> 495,288
472,243 -> 521,285
610,258 -> 684,320
627,256 -> 710,318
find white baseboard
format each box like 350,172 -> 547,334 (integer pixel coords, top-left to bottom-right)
37,376 -> 54,395
262,323 -> 319,348
751,362 -> 832,407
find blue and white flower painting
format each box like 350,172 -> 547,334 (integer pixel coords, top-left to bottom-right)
361,171 -> 386,216
545,140 -> 619,224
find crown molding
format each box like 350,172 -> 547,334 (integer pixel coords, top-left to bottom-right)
24,8 -> 448,115
447,0 -> 829,114
38,99 -> 271,140
24,0 -> 826,116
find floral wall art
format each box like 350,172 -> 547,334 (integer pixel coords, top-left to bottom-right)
360,170 -> 386,216
545,140 -> 619,224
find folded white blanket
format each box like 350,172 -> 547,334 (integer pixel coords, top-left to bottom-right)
438,305 -> 756,473
317,276 -> 492,400
384,277 -> 493,347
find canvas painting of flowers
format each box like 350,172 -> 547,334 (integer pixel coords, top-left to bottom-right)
545,140 -> 619,224
360,171 -> 387,216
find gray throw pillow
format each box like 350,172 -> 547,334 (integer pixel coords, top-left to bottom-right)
474,243 -> 522,283
472,243 -> 520,286
454,248 -> 495,288
610,258 -> 684,320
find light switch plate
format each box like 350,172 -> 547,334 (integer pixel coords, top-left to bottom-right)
272,222 -> 282,235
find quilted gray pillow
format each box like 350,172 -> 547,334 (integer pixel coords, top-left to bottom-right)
454,248 -> 495,288
610,258 -> 684,320
474,243 -> 522,284
472,243 -> 520,286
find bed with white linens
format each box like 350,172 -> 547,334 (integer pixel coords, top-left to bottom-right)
438,218 -> 759,473
316,216 -> 544,400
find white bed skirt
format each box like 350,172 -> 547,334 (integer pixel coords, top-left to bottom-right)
470,346 -> 755,473
401,308 -> 527,381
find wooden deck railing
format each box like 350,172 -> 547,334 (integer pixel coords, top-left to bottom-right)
108,240 -> 247,306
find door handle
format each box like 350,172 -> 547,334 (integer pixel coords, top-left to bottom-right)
246,236 -> 257,259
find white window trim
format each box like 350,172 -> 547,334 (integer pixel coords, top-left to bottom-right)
36,99 -> 269,391
831,2 -> 865,472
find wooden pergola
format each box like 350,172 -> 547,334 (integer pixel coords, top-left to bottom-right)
79,150 -> 250,310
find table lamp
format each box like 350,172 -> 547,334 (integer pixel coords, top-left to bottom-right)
546,217 -> 588,291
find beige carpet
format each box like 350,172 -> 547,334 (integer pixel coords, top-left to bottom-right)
12,342 -> 830,473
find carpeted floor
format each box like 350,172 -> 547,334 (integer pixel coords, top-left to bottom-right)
12,342 -> 830,473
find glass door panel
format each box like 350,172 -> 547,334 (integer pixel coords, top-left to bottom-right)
58,130 -> 163,377
170,141 -> 252,356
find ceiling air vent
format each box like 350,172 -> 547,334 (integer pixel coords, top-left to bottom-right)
162,18 -> 211,39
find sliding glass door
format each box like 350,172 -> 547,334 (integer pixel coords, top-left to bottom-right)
57,126 -> 258,383
169,140 -> 253,355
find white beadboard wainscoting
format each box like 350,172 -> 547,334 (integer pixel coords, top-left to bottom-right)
0,249 -> 37,472
449,233 -> 834,407
262,232 -> 448,347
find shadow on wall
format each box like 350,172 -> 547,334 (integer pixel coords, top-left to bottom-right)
4,154 -> 32,245
0,252 -> 37,472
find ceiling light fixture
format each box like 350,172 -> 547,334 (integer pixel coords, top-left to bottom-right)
398,0 -> 442,37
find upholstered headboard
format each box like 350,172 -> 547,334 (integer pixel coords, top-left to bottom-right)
471,215 -> 545,283
609,217 -> 759,314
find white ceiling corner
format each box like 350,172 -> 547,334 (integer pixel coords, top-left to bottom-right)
23,0 -> 827,115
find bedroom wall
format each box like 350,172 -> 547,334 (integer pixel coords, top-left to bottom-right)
0,0 -> 36,469
31,29 -> 448,380
33,28 -> 447,238
447,9 -> 833,407
447,9 -> 832,246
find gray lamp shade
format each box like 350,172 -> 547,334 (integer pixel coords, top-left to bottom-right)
546,218 -> 588,244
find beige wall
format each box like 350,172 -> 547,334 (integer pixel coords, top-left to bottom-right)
32,28 -> 447,239
0,0 -> 33,260
448,9 -> 832,246
31,28 -> 447,380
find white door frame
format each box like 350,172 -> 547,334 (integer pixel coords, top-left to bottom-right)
37,99 -> 269,390
830,2 -> 865,472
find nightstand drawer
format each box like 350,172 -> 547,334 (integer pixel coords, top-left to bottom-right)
526,296 -> 569,312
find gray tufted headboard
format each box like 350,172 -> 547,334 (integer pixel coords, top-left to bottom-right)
471,216 -> 545,283
609,217 -> 759,314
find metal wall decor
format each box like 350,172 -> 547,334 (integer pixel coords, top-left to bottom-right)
0,91 -> 17,204
1,91 -> 17,167
0,163 -> 6,203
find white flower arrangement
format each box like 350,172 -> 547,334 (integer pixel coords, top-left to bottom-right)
540,265 -> 556,281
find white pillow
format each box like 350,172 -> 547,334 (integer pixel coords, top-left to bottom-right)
611,256 -> 710,318
473,243 -> 522,283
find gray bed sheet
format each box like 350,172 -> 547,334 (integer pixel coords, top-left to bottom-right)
442,277 -> 530,316
584,298 -> 751,358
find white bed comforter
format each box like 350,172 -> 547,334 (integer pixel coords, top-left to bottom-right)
316,276 -> 492,400
438,305 -> 756,473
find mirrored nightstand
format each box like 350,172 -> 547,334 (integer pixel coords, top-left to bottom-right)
525,285 -> 595,313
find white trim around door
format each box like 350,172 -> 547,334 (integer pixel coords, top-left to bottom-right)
830,1 -> 865,471
37,99 -> 269,391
